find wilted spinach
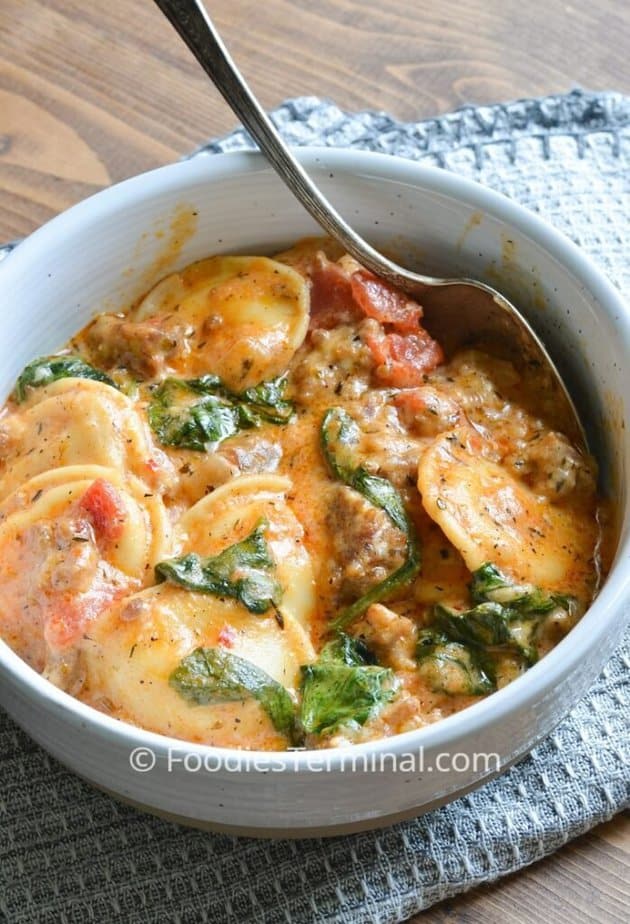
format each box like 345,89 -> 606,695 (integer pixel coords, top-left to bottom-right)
170,647 -> 296,740
147,374 -> 293,451
299,633 -> 396,735
14,355 -> 117,403
155,521 -> 282,615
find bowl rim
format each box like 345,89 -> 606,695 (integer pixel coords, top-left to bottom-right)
0,146 -> 628,771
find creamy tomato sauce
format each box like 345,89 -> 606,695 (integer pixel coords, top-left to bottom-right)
0,238 -> 610,750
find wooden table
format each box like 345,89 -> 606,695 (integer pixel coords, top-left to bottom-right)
0,1 -> 628,919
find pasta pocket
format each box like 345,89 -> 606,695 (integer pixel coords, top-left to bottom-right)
0,379 -> 165,502
176,474 -> 317,631
417,429 -> 599,599
82,473 -> 317,748
82,583 -> 315,749
132,255 -> 309,388
0,467 -> 170,680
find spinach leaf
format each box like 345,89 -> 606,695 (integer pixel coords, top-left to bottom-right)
418,563 -> 578,693
321,407 -> 421,631
14,355 -> 117,403
433,601 -> 539,665
351,468 -> 410,535
300,634 -> 396,735
148,378 -> 246,451
416,630 -> 495,696
155,521 -> 282,614
170,647 -> 296,739
469,561 -> 577,662
434,601 -> 513,648
185,373 -> 224,394
188,373 -> 293,424
148,374 -> 293,451
320,405 -> 362,481
470,562 -> 570,614
239,377 -> 294,424
318,633 -> 378,666
320,408 -> 409,533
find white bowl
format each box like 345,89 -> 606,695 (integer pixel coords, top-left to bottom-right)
0,149 -> 628,837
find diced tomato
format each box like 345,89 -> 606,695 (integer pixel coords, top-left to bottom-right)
465,428 -> 486,455
366,330 -> 445,387
218,624 -> 237,648
307,255 -> 446,386
393,386 -> 461,423
44,597 -> 87,650
350,270 -> 423,333
80,479 -> 126,543
309,256 -> 362,330
393,388 -> 429,415
308,258 -> 430,339
45,585 -> 122,651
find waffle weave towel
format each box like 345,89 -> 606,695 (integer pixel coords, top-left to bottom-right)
0,90 -> 629,923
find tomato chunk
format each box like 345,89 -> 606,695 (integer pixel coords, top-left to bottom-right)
309,257 -> 362,330
366,330 -> 445,387
218,624 -> 237,648
351,270 -> 423,333
80,478 -> 126,542
307,256 -> 445,384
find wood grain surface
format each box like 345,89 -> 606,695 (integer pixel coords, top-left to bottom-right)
0,1 -> 628,920
1,0 -> 629,241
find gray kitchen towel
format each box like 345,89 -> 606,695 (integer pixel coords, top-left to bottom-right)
0,90 -> 629,923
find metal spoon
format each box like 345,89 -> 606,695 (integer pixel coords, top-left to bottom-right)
153,0 -> 586,447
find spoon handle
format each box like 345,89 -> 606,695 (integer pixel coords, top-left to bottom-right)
152,0 -> 425,287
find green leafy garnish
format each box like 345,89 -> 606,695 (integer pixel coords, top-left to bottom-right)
318,633 -> 378,667
170,647 -> 296,739
155,521 -> 282,615
14,355 -> 117,403
299,633 -> 396,735
416,629 -> 495,696
470,562 -> 571,614
435,601 -> 515,646
320,407 -> 421,631
148,378 -> 245,451
147,374 -> 293,451
433,601 -> 541,665
238,377 -> 294,425
320,406 -> 362,483
418,563 -> 578,695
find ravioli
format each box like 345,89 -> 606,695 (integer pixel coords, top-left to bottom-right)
0,465 -> 170,571
0,467 -> 169,679
0,241 -> 609,751
132,255 -> 310,388
417,428 -> 599,599
80,473 -> 317,748
176,474 -> 317,631
0,379 -> 164,502
82,582 -> 314,749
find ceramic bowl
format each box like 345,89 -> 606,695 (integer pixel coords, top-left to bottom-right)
0,149 -> 628,836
